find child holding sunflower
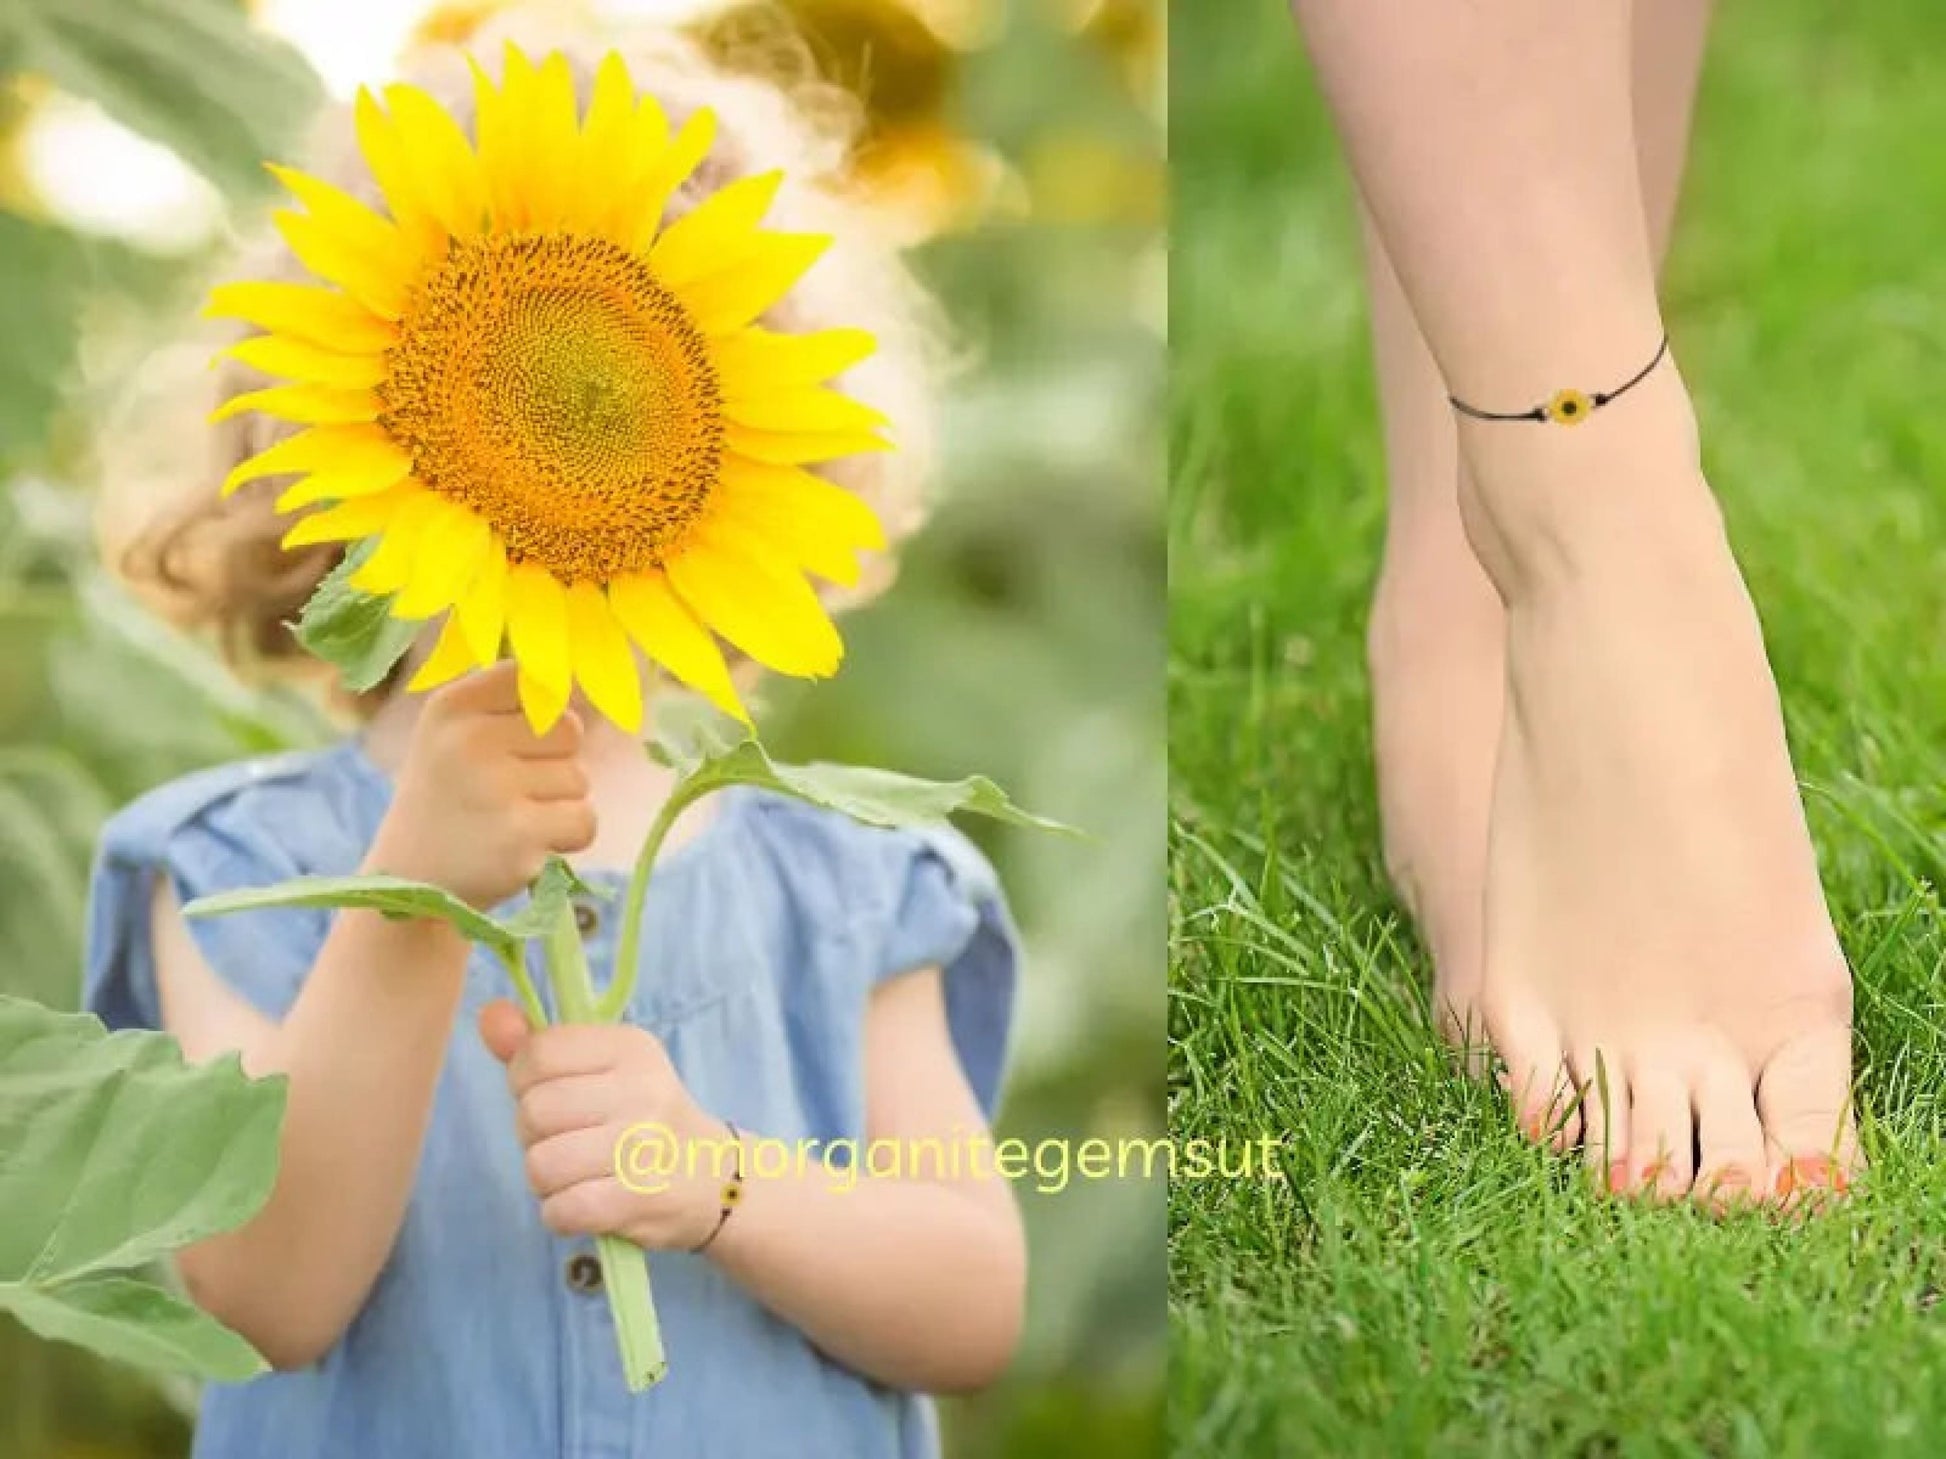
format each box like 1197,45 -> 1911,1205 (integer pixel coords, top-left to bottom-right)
83,20 -> 1024,1458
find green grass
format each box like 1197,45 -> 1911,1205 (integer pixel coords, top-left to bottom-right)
1168,2 -> 1946,1454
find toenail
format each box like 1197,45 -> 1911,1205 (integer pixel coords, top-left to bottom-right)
1705,1169 -> 1754,1208
1790,1156 -> 1841,1194
1773,1161 -> 1797,1199
1606,1160 -> 1628,1194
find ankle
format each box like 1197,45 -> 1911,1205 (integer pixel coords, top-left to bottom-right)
1454,366 -> 1727,601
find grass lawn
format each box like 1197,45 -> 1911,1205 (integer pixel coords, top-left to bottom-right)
1168,1 -> 1946,1454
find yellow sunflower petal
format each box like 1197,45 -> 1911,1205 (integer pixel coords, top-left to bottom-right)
279,483 -> 420,548
470,50 -> 525,232
220,335 -> 388,390
709,500 -> 860,588
212,383 -> 380,426
565,581 -> 643,732
272,209 -> 412,320
607,572 -> 748,724
455,538 -> 510,664
517,669 -> 571,736
519,49 -> 578,233
664,533 -> 843,679
719,458 -> 885,548
490,42 -> 544,231
268,165 -> 402,256
222,423 -> 406,495
273,454 -> 416,512
677,233 -> 831,336
615,105 -> 716,252
713,327 -> 877,392
722,387 -> 890,436
350,492 -> 445,597
354,87 -> 443,251
394,501 -> 492,619
408,613 -> 481,693
504,561 -> 571,696
384,82 -> 488,239
649,170 -> 783,289
723,424 -> 893,466
204,282 -> 396,353
712,457 -> 884,584
573,52 -> 640,233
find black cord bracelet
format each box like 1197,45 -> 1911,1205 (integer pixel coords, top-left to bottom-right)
1449,334 -> 1669,426
690,1120 -> 744,1256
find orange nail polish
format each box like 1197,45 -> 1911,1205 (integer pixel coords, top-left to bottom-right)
1606,1160 -> 1628,1193
1774,1160 -> 1797,1199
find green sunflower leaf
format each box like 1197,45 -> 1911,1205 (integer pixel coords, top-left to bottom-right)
183,872 -> 518,963
655,723 -> 1077,838
292,540 -> 419,694
499,856 -> 611,945
2,0 -> 323,202
0,997 -> 283,1380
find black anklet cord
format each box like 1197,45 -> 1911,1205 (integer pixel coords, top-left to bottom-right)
1448,334 -> 1670,425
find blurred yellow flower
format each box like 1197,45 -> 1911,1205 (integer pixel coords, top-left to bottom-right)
211,43 -> 889,732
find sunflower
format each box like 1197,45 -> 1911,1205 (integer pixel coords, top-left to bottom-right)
209,43 -> 890,732
1544,388 -> 1593,426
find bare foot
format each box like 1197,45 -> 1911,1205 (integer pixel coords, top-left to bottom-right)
1367,518 -> 1503,1051
1464,369 -> 1860,1207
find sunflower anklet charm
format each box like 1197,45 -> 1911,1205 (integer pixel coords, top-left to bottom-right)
1449,335 -> 1669,426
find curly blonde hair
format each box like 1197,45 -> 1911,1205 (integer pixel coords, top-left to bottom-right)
101,9 -> 945,707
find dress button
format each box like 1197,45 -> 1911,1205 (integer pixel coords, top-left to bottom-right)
565,1252 -> 603,1294
572,901 -> 600,938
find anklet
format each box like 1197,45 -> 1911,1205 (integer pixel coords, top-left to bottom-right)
1448,334 -> 1669,426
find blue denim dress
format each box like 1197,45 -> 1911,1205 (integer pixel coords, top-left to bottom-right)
84,739 -> 1018,1459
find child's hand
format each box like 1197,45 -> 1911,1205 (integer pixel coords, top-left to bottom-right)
367,661 -> 596,909
478,999 -> 729,1252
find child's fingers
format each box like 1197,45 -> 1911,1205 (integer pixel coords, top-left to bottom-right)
508,1023 -> 643,1094
433,657 -> 524,714
515,1073 -> 619,1145
530,799 -> 598,856
524,1125 -> 622,1200
478,998 -> 532,1064
539,1176 -> 637,1238
509,709 -> 584,760
472,709 -> 583,759
521,760 -> 591,803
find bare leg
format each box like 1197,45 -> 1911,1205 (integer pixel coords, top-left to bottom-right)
1300,0 -> 1856,1206
1364,0 -> 1710,1052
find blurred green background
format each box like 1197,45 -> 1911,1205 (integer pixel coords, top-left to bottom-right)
0,1 -> 1163,1455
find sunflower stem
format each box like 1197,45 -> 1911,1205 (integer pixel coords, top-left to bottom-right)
598,769 -> 712,1023
495,945 -> 549,1030
542,896 -> 667,1390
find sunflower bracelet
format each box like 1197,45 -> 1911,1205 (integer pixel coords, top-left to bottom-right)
1448,334 -> 1670,427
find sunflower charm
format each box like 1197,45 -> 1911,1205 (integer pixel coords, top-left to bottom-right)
1544,388 -> 1593,426
211,44 -> 890,733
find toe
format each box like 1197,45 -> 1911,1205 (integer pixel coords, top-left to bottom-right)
1571,1044 -> 1629,1186
1692,1051 -> 1768,1214
1624,1060 -> 1694,1201
1493,1006 -> 1580,1152
1757,1024 -> 1860,1210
